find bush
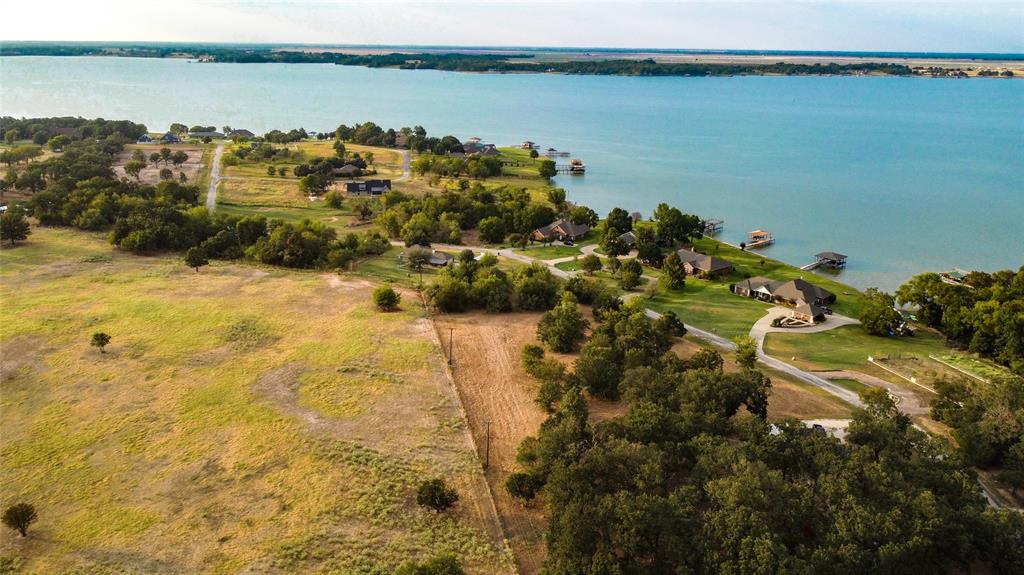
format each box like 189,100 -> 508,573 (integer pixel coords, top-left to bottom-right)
505,471 -> 544,501
416,478 -> 458,512
395,554 -> 465,575
537,292 -> 589,353
373,285 -> 401,311
324,191 -> 344,209
580,254 -> 602,275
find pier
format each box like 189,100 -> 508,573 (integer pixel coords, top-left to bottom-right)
703,218 -> 724,236
745,230 -> 774,249
802,251 -> 848,271
555,159 -> 586,175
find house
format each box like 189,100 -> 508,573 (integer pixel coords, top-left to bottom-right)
521,140 -> 536,150
940,268 -> 972,287
814,251 -> 847,269
675,249 -> 734,278
52,127 -> 82,138
533,219 -> 591,243
465,136 -> 482,145
333,164 -> 361,178
462,141 -> 499,157
228,129 -> 255,139
136,134 -> 153,144
791,301 -> 827,324
771,278 -> 836,307
428,250 -> 454,267
731,276 -> 780,302
160,132 -> 181,144
189,131 -> 224,139
345,179 -> 392,196
618,231 -> 638,249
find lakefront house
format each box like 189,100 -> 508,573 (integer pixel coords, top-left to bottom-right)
675,249 -> 735,278
533,219 -> 591,243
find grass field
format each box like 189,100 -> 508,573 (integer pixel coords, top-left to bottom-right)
0,228 -> 510,574
647,279 -> 772,340
515,245 -> 581,260
763,325 -> 948,373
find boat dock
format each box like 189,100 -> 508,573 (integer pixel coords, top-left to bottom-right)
703,218 -> 724,236
555,159 -> 586,175
802,251 -> 848,271
745,230 -> 775,249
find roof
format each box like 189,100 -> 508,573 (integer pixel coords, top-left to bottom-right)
816,251 -> 847,261
429,250 -> 454,265
793,301 -> 826,318
189,131 -> 224,138
618,231 -> 638,245
675,249 -> 733,273
537,219 -> 589,239
735,276 -> 780,292
772,278 -> 835,304
228,129 -> 255,138
333,164 -> 360,175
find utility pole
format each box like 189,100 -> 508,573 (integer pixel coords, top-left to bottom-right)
448,327 -> 454,366
484,420 -> 491,470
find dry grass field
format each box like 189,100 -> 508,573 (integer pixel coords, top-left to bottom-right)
0,228 -> 511,574
113,144 -> 209,186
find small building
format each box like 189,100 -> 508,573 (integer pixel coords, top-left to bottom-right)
189,131 -> 224,139
160,132 -> 180,144
772,278 -> 836,307
428,250 -> 454,267
746,230 -> 774,248
533,219 -> 590,243
521,140 -> 536,150
731,276 -> 780,302
228,129 -> 255,139
791,301 -> 827,324
465,136 -> 481,145
333,164 -> 361,178
940,268 -> 972,287
675,249 -> 734,278
136,134 -> 153,144
814,251 -> 848,269
618,231 -> 638,249
345,179 -> 391,196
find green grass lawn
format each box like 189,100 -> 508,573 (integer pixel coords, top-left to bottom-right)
830,378 -> 871,396
353,246 -> 440,287
931,353 -> 1013,382
690,237 -> 864,318
497,147 -> 541,178
516,244 -> 582,260
763,325 -> 949,372
647,278 -> 771,340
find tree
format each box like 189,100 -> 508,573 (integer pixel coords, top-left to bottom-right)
159,147 -> 172,164
170,150 -> 188,167
574,334 -> 623,399
547,188 -> 567,210
538,159 -> 557,179
619,258 -> 643,290
536,292 -> 589,353
123,159 -> 145,179
416,478 -> 458,512
689,348 -> 724,371
405,246 -> 433,284
601,227 -> 629,257
733,335 -> 758,370
149,152 -> 161,166
158,168 -> 173,180
401,212 -> 437,247
267,165 -> 276,176
169,123 -> 188,135
606,207 -> 633,234
373,285 -> 401,311
478,216 -> 506,244
324,191 -> 344,209
395,554 -> 465,575
2,503 -> 37,537
91,332 -> 111,353
506,472 -> 543,501
859,288 -> 902,336
581,254 -> 602,275
277,166 -> 289,177
569,206 -> 599,227
0,210 -> 32,245
183,247 -> 209,272
47,134 -> 71,151
661,251 -> 686,290
333,140 -> 346,157
529,149 -> 539,159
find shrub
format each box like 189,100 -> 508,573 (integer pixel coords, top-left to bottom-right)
505,472 -> 544,501
373,285 -> 401,311
324,190 -> 344,209
395,554 -> 465,575
536,292 -> 589,353
580,254 -> 602,275
416,478 -> 458,512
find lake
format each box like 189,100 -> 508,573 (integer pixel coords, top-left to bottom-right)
2,56 -> 1022,291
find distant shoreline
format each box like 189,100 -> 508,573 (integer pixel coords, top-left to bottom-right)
2,42 -> 1020,78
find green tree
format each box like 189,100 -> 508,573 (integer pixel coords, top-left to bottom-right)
505,472 -> 543,501
547,187 -> 567,210
395,554 -> 465,575
689,348 -> 724,372
580,254 -> 602,275
267,165 -> 276,176
606,207 -> 633,234
2,503 -> 37,537
733,335 -> 758,370
373,285 -> 401,311
47,134 -> 71,151
124,159 -> 145,179
184,247 -> 209,272
478,216 -> 506,244
149,152 -> 161,166
661,251 -> 686,290
569,206 -> 598,227
513,264 -> 561,311
601,227 -> 629,257
324,191 -> 344,209
416,478 -> 458,512
401,212 -> 438,247
537,292 -> 589,353
574,334 -> 623,399
538,159 -> 557,179
0,210 -> 32,245
859,288 -> 902,336
158,168 -> 173,180
170,150 -> 188,167
619,258 -> 643,290
405,246 -> 433,284
159,147 -> 172,164
277,166 -> 289,177
91,332 -> 111,353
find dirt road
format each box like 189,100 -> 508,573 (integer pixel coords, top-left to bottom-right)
206,143 -> 224,212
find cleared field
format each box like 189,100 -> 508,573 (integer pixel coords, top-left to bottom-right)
647,279 -> 772,341
763,325 -> 948,373
0,228 -> 510,574
220,176 -> 306,207
114,144 -> 208,186
223,141 -> 403,180
515,245 -> 581,260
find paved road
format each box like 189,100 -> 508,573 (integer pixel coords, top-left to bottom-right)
206,143 -> 225,212
395,150 -> 411,182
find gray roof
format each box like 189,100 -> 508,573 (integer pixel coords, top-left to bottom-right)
618,231 -> 638,245
675,249 -> 734,273
228,129 -> 255,138
537,219 -> 590,239
793,301 -> 827,319
735,276 -> 780,292
816,251 -> 847,261
333,164 -> 360,175
189,131 -> 224,138
772,278 -> 835,304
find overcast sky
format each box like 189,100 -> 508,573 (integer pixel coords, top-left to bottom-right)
2,1 -> 1022,53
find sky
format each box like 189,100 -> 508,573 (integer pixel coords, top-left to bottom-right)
1,1 -> 1022,53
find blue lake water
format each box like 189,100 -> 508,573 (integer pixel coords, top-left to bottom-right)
2,56 -> 1022,291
